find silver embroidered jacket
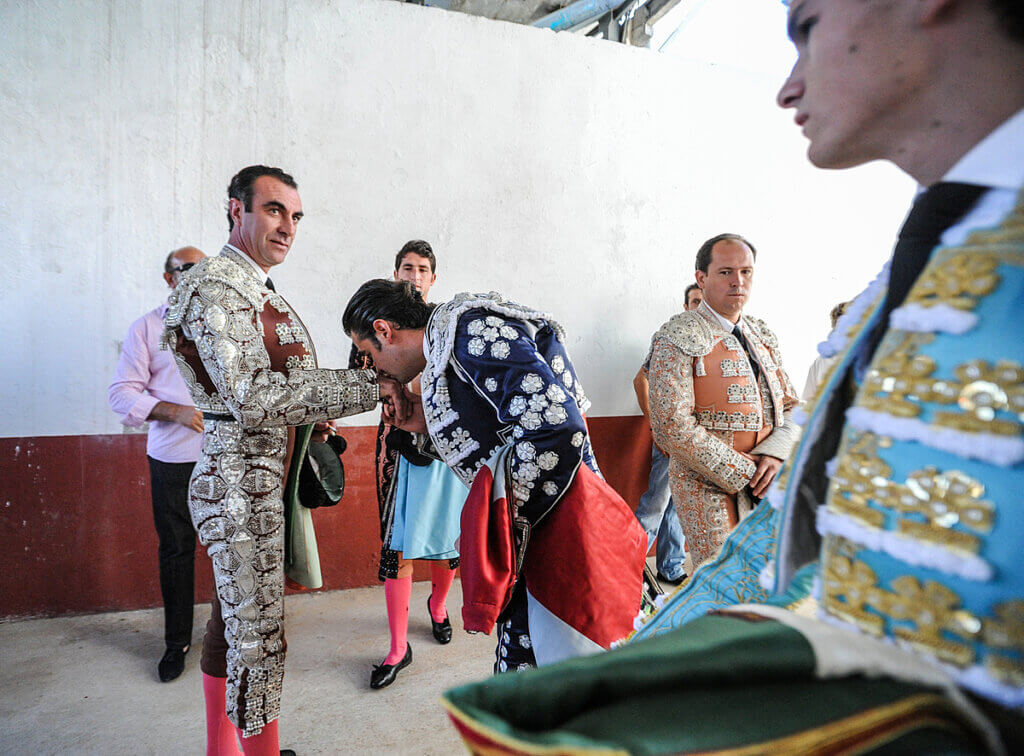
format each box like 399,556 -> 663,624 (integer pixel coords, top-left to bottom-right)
162,247 -> 378,425
159,246 -> 378,736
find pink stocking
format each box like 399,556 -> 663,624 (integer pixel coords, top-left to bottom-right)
384,575 -> 412,665
202,673 -> 241,755
236,718 -> 279,756
429,563 -> 456,623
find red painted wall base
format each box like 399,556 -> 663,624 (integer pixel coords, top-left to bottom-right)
0,416 -> 652,620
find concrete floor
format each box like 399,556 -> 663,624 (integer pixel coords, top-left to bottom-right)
0,581 -> 499,755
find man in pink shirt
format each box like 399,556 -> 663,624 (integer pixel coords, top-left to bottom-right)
108,245 -> 206,682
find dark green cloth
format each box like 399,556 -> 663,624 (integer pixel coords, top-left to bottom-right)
444,614 -> 989,755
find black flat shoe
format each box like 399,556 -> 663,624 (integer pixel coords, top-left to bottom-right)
158,645 -> 188,682
428,593 -> 452,645
370,643 -> 412,689
657,571 -> 687,586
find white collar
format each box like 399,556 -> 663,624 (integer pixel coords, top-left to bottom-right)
942,108 -> 1024,191
225,243 -> 271,285
700,300 -> 742,333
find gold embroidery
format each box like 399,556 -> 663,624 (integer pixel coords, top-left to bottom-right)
822,536 -> 1024,684
983,601 -> 1024,685
821,544 -> 888,635
827,432 -> 993,555
859,333 -> 1024,436
904,253 -> 1000,311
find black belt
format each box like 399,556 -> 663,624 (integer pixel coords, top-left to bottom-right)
203,412 -> 237,422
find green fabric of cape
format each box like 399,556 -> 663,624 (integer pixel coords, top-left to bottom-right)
283,423 -> 323,589
443,614 -> 989,755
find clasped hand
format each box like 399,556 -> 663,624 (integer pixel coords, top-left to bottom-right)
740,453 -> 783,499
379,379 -> 427,433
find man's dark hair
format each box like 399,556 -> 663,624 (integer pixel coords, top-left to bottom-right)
343,279 -> 434,348
684,283 -> 701,305
694,233 -> 758,274
164,250 -> 177,275
990,0 -> 1024,42
830,301 -> 850,329
394,239 -> 437,274
226,165 -> 297,231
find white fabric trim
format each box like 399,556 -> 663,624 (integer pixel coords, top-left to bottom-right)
889,303 -> 978,334
941,187 -> 1023,248
526,588 -> 604,667
758,560 -> 775,591
845,407 -> 1024,466
815,505 -> 994,582
825,456 -> 839,478
732,605 -> 1005,753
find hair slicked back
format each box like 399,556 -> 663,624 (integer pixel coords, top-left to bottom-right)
343,279 -> 434,347
226,165 -> 297,231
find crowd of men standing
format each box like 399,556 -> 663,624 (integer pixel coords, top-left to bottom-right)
104,0 -> 1024,751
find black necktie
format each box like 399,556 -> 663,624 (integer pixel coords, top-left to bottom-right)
732,325 -> 762,384
265,277 -> 276,292
863,181 -> 987,359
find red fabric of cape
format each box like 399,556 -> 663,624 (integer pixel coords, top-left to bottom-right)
460,458 -> 646,648
524,464 -> 647,649
460,464 -> 516,634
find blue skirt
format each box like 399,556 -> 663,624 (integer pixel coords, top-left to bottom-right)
388,457 -> 468,561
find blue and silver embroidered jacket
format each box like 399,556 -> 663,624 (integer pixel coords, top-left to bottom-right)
421,292 -> 599,525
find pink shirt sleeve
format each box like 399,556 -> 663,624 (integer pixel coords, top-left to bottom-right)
108,314 -> 160,427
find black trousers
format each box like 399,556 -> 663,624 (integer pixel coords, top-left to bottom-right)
147,456 -> 198,650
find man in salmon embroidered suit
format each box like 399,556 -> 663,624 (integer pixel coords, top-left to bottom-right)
163,165 -> 401,752
648,233 -> 800,568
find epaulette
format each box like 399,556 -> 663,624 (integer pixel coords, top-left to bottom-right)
161,254 -> 264,348
651,310 -> 716,357
742,314 -> 778,350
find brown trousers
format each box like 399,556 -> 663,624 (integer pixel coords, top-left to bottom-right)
200,593 -> 288,726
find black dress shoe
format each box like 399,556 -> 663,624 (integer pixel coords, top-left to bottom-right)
657,571 -> 687,586
428,594 -> 452,645
370,643 -> 412,689
279,750 -> 296,755
158,645 -> 188,682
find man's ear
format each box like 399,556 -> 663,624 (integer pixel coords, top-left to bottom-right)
373,319 -> 395,344
229,198 -> 244,229
695,270 -> 707,289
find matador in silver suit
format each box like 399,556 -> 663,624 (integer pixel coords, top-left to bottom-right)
163,245 -> 378,735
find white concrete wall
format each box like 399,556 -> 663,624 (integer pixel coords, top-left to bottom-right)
1,0 -> 914,437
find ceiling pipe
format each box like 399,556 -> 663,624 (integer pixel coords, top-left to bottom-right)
531,0 -> 623,32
